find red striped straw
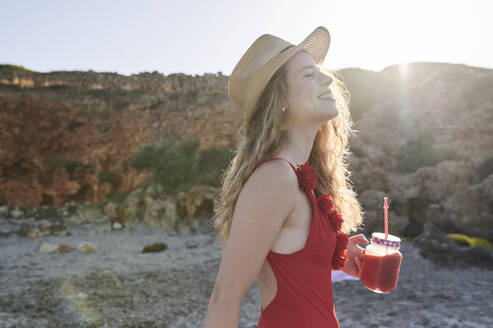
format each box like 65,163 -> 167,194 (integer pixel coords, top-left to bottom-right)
384,197 -> 389,239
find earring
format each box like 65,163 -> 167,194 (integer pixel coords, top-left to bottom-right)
281,107 -> 286,112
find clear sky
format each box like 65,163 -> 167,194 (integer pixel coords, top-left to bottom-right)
1,0 -> 492,76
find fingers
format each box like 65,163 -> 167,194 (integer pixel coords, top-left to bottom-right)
351,234 -> 369,254
354,257 -> 362,274
350,234 -> 369,245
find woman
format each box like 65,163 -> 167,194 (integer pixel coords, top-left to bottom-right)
205,26 -> 368,328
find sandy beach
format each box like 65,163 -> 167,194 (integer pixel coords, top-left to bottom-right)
1,219 -> 492,328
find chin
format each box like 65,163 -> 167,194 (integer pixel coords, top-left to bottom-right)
322,104 -> 339,121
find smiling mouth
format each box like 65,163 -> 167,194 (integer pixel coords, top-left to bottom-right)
317,91 -> 335,101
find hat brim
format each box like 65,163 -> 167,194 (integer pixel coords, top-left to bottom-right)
245,26 -> 331,123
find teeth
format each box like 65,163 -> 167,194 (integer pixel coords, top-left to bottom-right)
318,93 -> 333,100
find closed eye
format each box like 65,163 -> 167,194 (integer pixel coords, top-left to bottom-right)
305,73 -> 314,77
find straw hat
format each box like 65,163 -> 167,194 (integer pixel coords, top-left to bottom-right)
228,26 -> 331,124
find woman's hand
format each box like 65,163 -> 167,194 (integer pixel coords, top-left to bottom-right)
341,234 -> 369,278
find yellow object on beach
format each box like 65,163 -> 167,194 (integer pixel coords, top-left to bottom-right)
446,233 -> 493,248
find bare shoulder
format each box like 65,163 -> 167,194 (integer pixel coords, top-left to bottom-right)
242,159 -> 298,205
234,158 -> 299,231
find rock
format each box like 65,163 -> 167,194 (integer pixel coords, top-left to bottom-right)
388,215 -> 409,237
413,233 -> 493,269
112,222 -> 123,230
176,184 -> 219,223
359,189 -> 388,210
76,203 -> 104,224
162,198 -> 180,228
41,166 -> 81,206
78,242 -> 97,253
34,217 -> 67,236
66,214 -> 83,225
35,206 -> 62,221
358,190 -> 409,236
58,244 -> 75,253
55,229 -> 70,237
88,215 -> 108,224
0,205 -> 8,217
103,201 -> 119,218
349,145 -> 397,192
443,175 -> 493,241
17,222 -> 33,237
76,292 -> 88,300
39,219 -> 52,230
120,189 -> 144,227
39,242 -> 59,253
142,242 -> 168,253
113,185 -> 182,233
11,207 -> 24,219
407,160 -> 476,201
28,229 -> 43,238
143,194 -> 165,228
185,241 -> 199,249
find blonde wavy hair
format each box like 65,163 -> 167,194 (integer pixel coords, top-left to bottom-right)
212,50 -> 365,247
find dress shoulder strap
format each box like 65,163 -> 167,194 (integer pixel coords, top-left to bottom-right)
254,157 -> 297,172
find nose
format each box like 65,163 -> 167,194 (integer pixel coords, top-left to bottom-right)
319,71 -> 333,86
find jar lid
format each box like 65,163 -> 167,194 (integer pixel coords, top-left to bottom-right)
371,232 -> 401,248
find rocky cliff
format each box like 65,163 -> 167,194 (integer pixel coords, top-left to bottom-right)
1,62 -> 492,240
0,66 -> 240,208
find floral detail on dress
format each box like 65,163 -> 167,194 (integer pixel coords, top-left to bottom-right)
294,161 -> 318,192
328,209 -> 343,233
317,194 -> 334,216
293,161 -> 349,271
317,193 -> 343,233
332,232 -> 349,270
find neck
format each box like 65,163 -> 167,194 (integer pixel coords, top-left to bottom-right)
275,123 -> 318,166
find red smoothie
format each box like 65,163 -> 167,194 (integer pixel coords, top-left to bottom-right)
360,251 -> 402,293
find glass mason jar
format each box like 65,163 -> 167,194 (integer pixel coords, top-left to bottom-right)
360,232 -> 402,293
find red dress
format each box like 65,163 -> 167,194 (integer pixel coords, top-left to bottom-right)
254,157 -> 349,328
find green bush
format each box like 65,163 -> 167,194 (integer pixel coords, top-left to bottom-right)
195,147 -> 235,187
133,140 -> 195,193
132,138 -> 234,193
44,155 -> 82,175
99,170 -> 121,187
106,192 -> 128,204
153,144 -> 195,193
132,145 -> 158,170
0,64 -> 39,74
67,204 -> 78,215
178,138 -> 200,158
